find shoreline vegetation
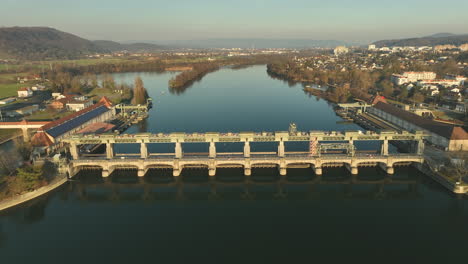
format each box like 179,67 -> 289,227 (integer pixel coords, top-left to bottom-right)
169,63 -> 221,93
266,62 -> 374,103
0,136 -> 64,209
167,56 -> 286,93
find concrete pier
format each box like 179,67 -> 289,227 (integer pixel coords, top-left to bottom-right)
69,154 -> 424,179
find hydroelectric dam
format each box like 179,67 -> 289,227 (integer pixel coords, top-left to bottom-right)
63,130 -> 426,178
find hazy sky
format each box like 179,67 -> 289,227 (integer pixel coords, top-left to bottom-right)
1,0 -> 467,42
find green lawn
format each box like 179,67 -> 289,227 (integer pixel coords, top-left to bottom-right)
386,98 -> 406,106
433,110 -> 465,122
0,83 -> 23,98
0,64 -> 25,71
0,129 -> 21,142
25,109 -> 72,121
87,87 -> 128,104
1,58 -> 138,74
0,73 -> 37,98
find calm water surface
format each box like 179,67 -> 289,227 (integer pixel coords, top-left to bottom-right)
1,66 -> 467,263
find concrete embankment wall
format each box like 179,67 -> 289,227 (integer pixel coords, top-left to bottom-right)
416,163 -> 467,194
0,177 -> 68,211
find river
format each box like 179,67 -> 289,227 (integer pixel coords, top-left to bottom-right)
0,65 -> 467,263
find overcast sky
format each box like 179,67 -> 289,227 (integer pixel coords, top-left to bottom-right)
1,0 -> 467,42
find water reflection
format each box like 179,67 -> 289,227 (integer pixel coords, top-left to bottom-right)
70,168 -> 423,202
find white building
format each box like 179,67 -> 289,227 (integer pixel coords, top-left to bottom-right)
334,46 -> 349,56
430,90 -> 440,96
460,44 -> 468,52
52,93 -> 63,99
403,72 -> 437,82
450,88 -> 460,93
445,74 -> 466,86
66,100 -> 94,112
417,79 -> 460,88
391,72 -> 437,85
17,87 -> 33,98
31,84 -> 46,91
368,44 -> 376,50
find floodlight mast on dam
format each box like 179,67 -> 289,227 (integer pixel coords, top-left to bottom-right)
63,130 -> 426,178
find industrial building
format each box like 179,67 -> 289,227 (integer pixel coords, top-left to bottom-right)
32,97 -> 115,152
368,102 -> 468,151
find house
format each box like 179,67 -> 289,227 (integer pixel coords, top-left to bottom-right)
31,84 -> 46,91
52,93 -> 63,99
72,95 -> 88,101
17,87 -> 33,98
430,90 -> 440,96
49,98 -> 69,109
49,94 -> 90,110
66,100 -> 93,112
369,95 -> 387,105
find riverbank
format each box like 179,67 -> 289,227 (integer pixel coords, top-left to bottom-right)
416,163 -> 468,194
0,175 -> 67,212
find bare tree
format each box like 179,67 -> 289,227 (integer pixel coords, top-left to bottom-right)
451,159 -> 468,184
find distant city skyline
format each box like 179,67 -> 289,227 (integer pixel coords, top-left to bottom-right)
1,0 -> 468,43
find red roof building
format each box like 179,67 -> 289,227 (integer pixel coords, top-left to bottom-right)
32,97 -> 115,148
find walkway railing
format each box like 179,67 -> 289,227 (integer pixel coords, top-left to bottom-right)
72,154 -> 423,163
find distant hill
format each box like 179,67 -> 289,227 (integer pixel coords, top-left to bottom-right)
0,27 -> 167,60
93,40 -> 166,52
0,27 -> 105,60
157,38 -> 353,49
374,33 -> 468,47
425,33 -> 457,38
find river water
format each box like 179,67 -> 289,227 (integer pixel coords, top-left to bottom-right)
0,66 -> 467,263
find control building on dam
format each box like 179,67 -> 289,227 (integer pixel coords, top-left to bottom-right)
63,130 -> 426,178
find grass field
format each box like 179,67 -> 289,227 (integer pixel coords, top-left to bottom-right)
0,58 -> 138,74
86,87 -> 129,104
0,73 -> 37,98
0,83 -> 23,98
0,129 -> 20,143
0,64 -> 25,71
432,110 -> 466,122
386,98 -> 406,106
25,109 -> 72,121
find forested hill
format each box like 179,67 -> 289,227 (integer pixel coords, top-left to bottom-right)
373,34 -> 468,47
0,27 -> 166,60
0,27 -> 105,60
92,40 -> 166,52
